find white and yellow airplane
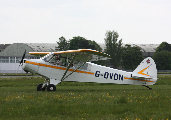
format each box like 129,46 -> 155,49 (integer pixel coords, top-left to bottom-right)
20,49 -> 157,91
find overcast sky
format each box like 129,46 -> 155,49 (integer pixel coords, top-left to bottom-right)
0,0 -> 171,44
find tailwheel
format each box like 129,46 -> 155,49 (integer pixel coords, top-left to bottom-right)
145,85 -> 152,90
142,85 -> 152,90
37,83 -> 46,91
47,84 -> 56,91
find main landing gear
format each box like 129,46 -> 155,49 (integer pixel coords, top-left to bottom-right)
142,85 -> 152,90
37,78 -> 56,91
37,83 -> 56,91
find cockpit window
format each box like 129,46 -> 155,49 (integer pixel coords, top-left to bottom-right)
41,53 -> 66,66
41,52 -> 54,62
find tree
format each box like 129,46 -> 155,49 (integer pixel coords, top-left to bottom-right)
88,40 -> 102,52
69,36 -> 102,51
153,42 -> 171,70
122,44 -> 144,70
156,42 -> 171,52
56,36 -> 69,51
69,36 -> 89,50
104,30 -> 122,68
153,50 -> 171,70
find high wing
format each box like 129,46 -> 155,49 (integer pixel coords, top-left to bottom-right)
29,49 -> 110,57
29,49 -> 111,62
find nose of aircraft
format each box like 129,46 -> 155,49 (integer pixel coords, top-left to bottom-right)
21,59 -> 29,73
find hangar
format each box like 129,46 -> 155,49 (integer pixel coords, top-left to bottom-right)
0,43 -> 159,73
0,43 -> 57,73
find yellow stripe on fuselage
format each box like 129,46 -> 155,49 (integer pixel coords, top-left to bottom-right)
25,61 -> 94,75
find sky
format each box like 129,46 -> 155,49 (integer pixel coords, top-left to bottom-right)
0,0 -> 171,44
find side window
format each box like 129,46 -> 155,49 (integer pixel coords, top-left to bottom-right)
49,55 -> 62,65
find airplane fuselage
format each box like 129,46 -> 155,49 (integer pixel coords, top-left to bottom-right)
22,59 -> 156,86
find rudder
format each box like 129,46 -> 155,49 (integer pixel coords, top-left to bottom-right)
133,57 -> 157,79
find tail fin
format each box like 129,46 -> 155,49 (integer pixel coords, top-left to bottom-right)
133,57 -> 157,79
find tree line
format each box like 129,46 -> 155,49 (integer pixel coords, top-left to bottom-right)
56,30 -> 171,70
153,42 -> 171,70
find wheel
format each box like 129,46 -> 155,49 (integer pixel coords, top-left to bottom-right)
47,84 -> 56,91
37,83 -> 46,91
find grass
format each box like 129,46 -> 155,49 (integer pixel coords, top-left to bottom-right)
0,75 -> 171,120
157,72 -> 171,74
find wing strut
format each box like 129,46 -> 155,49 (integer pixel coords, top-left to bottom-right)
60,54 -> 76,81
61,57 -> 92,81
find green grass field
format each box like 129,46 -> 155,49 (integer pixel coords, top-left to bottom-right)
0,75 -> 171,120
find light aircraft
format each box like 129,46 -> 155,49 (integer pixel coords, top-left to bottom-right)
20,49 -> 157,91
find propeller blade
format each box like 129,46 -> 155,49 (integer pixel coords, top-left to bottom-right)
20,49 -> 26,65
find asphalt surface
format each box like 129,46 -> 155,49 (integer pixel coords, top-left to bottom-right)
0,76 -> 41,78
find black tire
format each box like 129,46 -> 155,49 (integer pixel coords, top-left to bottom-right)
42,87 -> 46,91
47,84 -> 56,91
37,83 -> 46,91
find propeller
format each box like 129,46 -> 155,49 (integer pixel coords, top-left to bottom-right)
20,49 -> 26,65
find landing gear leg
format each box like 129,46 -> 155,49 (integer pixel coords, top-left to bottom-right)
42,78 -> 50,88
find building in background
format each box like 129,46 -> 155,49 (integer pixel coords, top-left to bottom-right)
0,43 -> 159,73
0,44 -> 11,52
0,43 -> 57,73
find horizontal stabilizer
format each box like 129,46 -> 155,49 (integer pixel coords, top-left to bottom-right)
132,74 -> 152,80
